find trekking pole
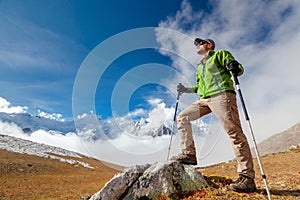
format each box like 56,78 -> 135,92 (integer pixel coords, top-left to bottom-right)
232,74 -> 272,200
166,87 -> 181,161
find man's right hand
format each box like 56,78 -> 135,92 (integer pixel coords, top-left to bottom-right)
177,83 -> 192,94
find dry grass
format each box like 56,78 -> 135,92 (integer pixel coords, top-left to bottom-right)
194,147 -> 300,200
1,148 -> 299,199
0,150 -> 119,199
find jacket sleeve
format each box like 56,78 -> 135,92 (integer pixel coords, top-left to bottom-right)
218,50 -> 244,76
189,86 -> 198,93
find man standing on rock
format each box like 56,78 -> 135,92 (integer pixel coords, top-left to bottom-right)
171,38 -> 256,193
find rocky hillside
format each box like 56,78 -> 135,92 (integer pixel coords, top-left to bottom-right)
0,134 -> 120,199
255,122 -> 300,156
0,134 -> 93,168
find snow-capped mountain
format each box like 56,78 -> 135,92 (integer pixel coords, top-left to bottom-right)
0,112 -> 75,134
0,112 -> 186,140
0,134 -> 93,168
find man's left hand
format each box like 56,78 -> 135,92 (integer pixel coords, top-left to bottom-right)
227,60 -> 241,75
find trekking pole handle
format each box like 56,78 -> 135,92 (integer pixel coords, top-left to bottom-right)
173,91 -> 180,121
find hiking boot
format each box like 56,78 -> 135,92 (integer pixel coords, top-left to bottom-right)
171,154 -> 197,165
229,175 -> 257,193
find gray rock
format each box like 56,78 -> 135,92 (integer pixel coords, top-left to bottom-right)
90,161 -> 208,200
89,163 -> 151,200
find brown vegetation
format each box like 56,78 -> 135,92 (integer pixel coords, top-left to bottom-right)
0,150 -> 118,199
195,147 -> 300,200
0,148 -> 299,199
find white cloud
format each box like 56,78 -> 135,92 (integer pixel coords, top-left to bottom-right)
147,98 -> 163,106
0,97 -> 65,121
76,113 -> 89,120
37,109 -> 65,122
0,97 -> 27,114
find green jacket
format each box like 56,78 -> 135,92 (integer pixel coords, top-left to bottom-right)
190,50 -> 244,98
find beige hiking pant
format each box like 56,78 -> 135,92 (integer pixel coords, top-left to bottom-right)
177,91 -> 255,179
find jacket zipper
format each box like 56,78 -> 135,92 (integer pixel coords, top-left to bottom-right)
202,64 -> 206,96
213,75 -> 221,90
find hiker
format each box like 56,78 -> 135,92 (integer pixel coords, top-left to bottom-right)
171,38 -> 256,193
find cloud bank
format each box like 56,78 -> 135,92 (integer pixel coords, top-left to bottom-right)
0,97 -> 27,114
0,96 -> 230,167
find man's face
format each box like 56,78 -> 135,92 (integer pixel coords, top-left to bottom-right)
196,41 -> 208,55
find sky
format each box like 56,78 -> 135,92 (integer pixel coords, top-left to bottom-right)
1,0 -> 300,166
0,0 -> 186,119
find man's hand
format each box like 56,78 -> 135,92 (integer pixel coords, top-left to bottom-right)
227,60 -> 241,75
177,83 -> 192,94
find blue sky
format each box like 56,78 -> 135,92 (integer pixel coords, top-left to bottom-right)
0,0 -> 192,119
1,0 -> 300,143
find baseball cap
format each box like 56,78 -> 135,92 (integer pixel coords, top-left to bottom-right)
194,38 -> 215,49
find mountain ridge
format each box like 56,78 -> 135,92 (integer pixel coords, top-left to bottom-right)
0,112 -> 176,139
254,122 -> 300,156
0,134 -> 94,168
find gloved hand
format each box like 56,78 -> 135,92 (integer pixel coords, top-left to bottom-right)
177,83 -> 192,94
227,60 -> 241,75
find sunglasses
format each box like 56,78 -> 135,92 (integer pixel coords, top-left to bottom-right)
194,40 -> 208,46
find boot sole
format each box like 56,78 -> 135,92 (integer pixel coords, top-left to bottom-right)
177,160 -> 197,165
229,185 -> 257,193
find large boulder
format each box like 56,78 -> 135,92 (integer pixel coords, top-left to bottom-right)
89,164 -> 151,200
90,161 -> 208,200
